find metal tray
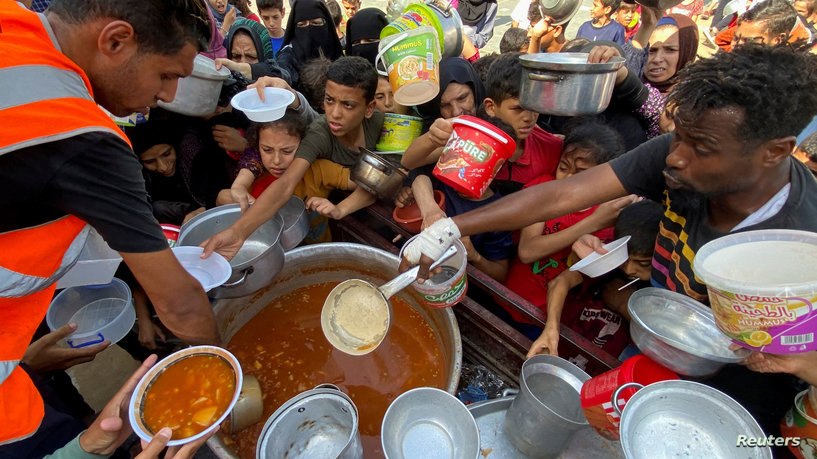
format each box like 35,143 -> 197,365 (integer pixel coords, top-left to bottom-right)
467,395 -> 625,458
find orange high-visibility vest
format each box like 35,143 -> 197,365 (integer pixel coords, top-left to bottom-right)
0,2 -> 132,445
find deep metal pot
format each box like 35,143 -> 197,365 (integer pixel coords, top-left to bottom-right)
633,0 -> 685,10
178,205 -> 285,299
536,0 -> 582,25
278,196 -> 309,251
504,355 -> 590,458
205,243 -> 462,459
424,0 -> 464,58
157,55 -> 230,116
617,380 -> 771,459
256,384 -> 363,459
519,53 -> 625,116
351,148 -> 408,200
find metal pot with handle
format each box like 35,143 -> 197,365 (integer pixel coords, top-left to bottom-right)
351,148 -> 408,200
178,204 -> 285,299
519,53 -> 625,116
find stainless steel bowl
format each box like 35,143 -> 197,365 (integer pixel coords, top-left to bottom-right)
619,380 -> 771,459
519,53 -> 624,116
381,387 -> 479,459
628,288 -> 750,378
424,0 -> 464,58
178,205 -> 285,299
277,196 -> 309,251
351,148 -> 408,200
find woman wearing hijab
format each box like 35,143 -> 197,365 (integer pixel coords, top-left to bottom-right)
276,0 -> 344,88
345,8 -> 388,65
219,19 -> 292,82
458,0 -> 499,49
617,11 -> 699,138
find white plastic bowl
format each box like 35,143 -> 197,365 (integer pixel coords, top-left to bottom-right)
129,346 -> 243,447
46,278 -> 135,348
171,246 -> 231,292
231,87 -> 295,122
569,235 -> 631,278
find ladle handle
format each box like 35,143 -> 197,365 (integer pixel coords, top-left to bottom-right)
379,245 -> 458,300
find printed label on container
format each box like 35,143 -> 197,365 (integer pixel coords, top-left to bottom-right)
708,287 -> 817,353
419,273 -> 467,306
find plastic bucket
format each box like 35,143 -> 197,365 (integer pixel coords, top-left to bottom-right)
399,235 -> 467,308
432,115 -> 517,198
376,26 -> 441,106
692,229 -> 817,353
46,277 -> 135,348
780,388 -> 817,459
376,113 -> 423,152
579,355 -> 678,440
161,224 -> 180,248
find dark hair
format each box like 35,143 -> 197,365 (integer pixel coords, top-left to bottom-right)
246,109 -> 307,149
48,0 -> 211,54
800,132 -> 817,161
326,56 -> 379,102
667,44 -> 817,147
528,0 -> 543,24
485,52 -> 524,102
326,0 -> 343,28
562,119 -> 625,165
257,0 -> 284,11
614,200 -> 663,256
472,53 -> 499,88
739,0 -> 798,39
599,0 -> 622,14
500,28 -> 530,54
300,56 -> 333,112
560,37 -> 592,52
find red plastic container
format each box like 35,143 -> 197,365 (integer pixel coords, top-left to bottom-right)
580,355 -> 678,440
432,115 -> 516,198
160,224 -> 180,248
392,190 -> 446,234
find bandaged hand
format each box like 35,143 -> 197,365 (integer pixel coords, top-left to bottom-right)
402,217 -> 461,264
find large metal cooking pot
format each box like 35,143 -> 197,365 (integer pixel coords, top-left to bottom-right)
206,243 -> 462,459
616,380 -> 771,459
519,53 -> 625,116
537,0 -> 582,25
178,205 -> 284,299
157,55 -> 230,116
351,148 -> 408,200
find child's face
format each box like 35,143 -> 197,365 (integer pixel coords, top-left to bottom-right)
209,0 -> 227,15
486,97 -> 538,141
620,253 -> 653,281
374,77 -> 394,114
590,0 -> 610,20
259,127 -> 301,177
140,144 -> 177,177
323,80 -> 375,139
260,7 -> 285,37
616,4 -> 637,26
555,145 -> 597,180
342,0 -> 360,18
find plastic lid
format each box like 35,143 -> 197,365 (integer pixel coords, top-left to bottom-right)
393,81 -> 440,106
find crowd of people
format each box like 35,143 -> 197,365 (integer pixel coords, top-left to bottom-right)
2,0 -> 817,457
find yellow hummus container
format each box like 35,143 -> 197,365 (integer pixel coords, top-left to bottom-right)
693,229 -> 817,354
375,26 -> 441,106
376,113 -> 423,153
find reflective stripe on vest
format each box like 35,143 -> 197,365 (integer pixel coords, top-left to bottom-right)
0,361 -> 18,387
0,225 -> 89,298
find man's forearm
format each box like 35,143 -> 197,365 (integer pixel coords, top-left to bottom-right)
155,283 -> 219,345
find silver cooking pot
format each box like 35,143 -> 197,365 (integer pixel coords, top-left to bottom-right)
178,205 -> 284,299
278,196 -> 309,251
424,0 -> 464,58
351,148 -> 408,200
205,243 -> 463,459
537,0 -> 582,25
519,53 -> 625,116
157,55 -> 230,116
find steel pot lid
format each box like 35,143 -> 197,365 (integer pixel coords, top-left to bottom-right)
520,53 -> 625,73
191,54 -> 231,81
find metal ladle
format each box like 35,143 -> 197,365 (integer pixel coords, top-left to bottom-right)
320,246 -> 458,356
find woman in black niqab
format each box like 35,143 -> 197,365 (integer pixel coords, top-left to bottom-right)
277,0 -> 343,86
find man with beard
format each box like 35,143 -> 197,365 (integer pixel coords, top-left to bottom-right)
402,44 -> 817,441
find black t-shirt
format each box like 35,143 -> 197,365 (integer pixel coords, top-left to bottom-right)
0,132 -> 168,253
610,134 -> 817,302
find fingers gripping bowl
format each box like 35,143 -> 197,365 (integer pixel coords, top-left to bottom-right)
129,346 -> 243,446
